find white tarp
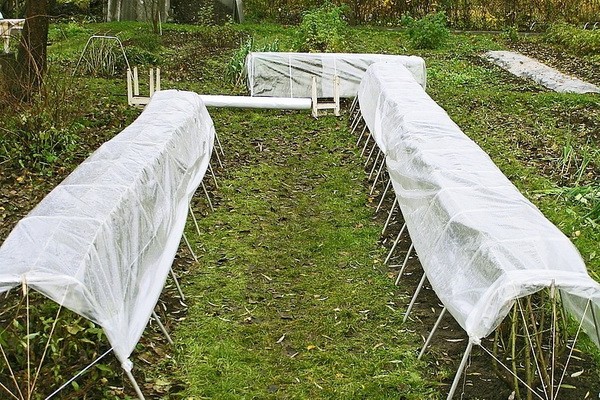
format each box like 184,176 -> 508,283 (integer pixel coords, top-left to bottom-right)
0,90 -> 215,370
247,52 -> 427,98
358,62 -> 600,343
484,50 -> 600,94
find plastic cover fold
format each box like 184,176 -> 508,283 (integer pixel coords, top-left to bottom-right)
0,90 -> 215,365
358,62 -> 600,343
247,52 -> 427,98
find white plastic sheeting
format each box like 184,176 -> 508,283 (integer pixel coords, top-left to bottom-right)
0,90 -> 215,370
199,95 -> 311,109
247,52 -> 427,98
485,51 -> 600,94
358,62 -> 600,343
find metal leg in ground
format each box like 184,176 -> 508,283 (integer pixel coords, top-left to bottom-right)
370,159 -> 386,195
124,368 -> 147,400
214,131 -> 225,156
384,223 -> 406,264
151,311 -> 174,345
208,163 -> 219,189
403,272 -> 427,322
446,341 -> 474,400
382,197 -> 398,235
364,139 -> 378,166
170,268 -> 186,302
349,96 -> 358,116
369,150 -> 382,179
189,205 -> 201,236
358,125 -> 369,149
183,233 -> 198,263
213,147 -> 224,168
201,182 -> 215,212
418,307 -> 447,359
395,243 -> 414,285
360,131 -> 372,157
351,113 -> 363,136
376,180 -> 392,213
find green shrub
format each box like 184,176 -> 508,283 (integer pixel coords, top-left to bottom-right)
226,37 -> 280,86
502,25 -> 520,42
402,12 -> 449,50
545,23 -> 600,56
295,1 -> 348,52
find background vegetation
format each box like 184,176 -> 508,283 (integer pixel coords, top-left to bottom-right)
0,1 -> 598,398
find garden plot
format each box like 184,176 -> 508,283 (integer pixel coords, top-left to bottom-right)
484,50 -> 600,94
0,90 -> 215,399
354,61 -> 600,399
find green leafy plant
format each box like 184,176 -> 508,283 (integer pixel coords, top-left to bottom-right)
226,37 -> 279,86
402,12 -> 449,49
502,25 -> 519,42
295,1 -> 348,52
545,23 -> 600,56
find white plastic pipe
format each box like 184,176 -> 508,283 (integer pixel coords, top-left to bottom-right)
199,95 -> 312,110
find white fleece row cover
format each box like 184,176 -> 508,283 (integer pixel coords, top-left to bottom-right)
358,62 -> 600,344
485,51 -> 600,94
0,90 -> 215,370
246,52 -> 427,98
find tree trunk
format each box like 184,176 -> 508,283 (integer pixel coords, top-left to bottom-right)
16,0 -> 49,100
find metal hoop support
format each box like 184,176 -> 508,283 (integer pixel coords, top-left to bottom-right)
403,272 -> 428,322
418,307 -> 447,360
151,311 -> 174,345
384,223 -> 406,264
394,243 -> 414,286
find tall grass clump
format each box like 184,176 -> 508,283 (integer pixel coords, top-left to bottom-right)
402,12 -> 449,49
295,1 -> 348,52
226,37 -> 279,86
545,23 -> 600,56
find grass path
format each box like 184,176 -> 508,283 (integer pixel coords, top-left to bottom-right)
173,109 -> 436,399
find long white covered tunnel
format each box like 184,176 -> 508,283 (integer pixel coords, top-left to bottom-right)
0,90 -> 215,377
357,61 -> 600,345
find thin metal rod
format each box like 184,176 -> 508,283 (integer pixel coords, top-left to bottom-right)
351,114 -> 363,136
418,307 -> 447,359
201,182 -> 215,212
555,299 -> 590,399
591,301 -> 600,345
208,163 -> 219,189
213,146 -> 224,168
189,205 -> 201,236
151,311 -> 174,345
360,131 -> 372,156
349,96 -> 358,115
25,282 -> 31,400
370,158 -> 386,195
0,340 -> 24,400
382,197 -> 398,235
364,139 -> 377,167
550,281 -> 557,400
124,368 -> 146,400
395,243 -> 414,286
170,268 -> 186,302
479,344 -> 545,400
0,381 -> 19,400
214,131 -> 225,156
384,223 -> 406,264
358,125 -> 369,149
376,180 -> 392,213
403,272 -> 427,323
446,341 -> 474,400
183,233 -> 198,263
369,150 -> 382,179
44,348 -> 113,400
517,298 -> 549,400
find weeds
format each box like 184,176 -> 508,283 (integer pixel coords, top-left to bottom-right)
226,37 -> 279,86
545,23 -> 600,56
295,1 -> 348,52
402,12 -> 449,50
